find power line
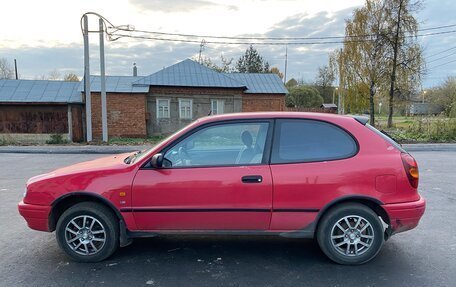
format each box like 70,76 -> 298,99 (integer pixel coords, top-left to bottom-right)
425,46 -> 456,59
111,23 -> 456,41
427,51 -> 456,64
109,29 -> 456,46
428,58 -> 456,70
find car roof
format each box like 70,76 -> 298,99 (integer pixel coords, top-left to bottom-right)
197,112 -> 357,124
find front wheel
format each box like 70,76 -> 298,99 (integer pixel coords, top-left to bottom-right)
317,203 -> 384,265
56,202 -> 119,262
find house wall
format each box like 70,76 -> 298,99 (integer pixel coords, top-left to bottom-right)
242,94 -> 286,112
147,87 -> 244,135
89,92 -> 147,139
0,104 -> 83,142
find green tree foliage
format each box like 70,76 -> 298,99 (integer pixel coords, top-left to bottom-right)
426,77 -> 456,117
286,86 -> 324,108
385,0 -> 423,127
329,0 -> 423,126
285,78 -> 298,89
314,64 -> 336,103
236,46 -> 270,73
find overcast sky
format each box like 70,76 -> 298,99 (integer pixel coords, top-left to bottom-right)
0,0 -> 455,88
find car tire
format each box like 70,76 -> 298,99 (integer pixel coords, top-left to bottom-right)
317,203 -> 384,265
56,202 -> 119,262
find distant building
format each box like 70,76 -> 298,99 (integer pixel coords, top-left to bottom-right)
0,59 -> 288,142
0,79 -> 84,143
409,103 -> 443,116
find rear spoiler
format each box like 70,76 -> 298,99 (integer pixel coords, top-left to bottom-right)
352,115 -> 369,125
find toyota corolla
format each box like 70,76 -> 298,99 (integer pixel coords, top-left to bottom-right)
18,112 -> 425,264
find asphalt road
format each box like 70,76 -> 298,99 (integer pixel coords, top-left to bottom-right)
0,151 -> 455,287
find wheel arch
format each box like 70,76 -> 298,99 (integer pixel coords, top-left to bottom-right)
314,195 -> 390,235
49,192 -> 124,232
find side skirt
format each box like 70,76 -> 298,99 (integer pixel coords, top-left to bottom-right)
125,229 -> 315,240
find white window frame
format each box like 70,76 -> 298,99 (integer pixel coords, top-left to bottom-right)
179,98 -> 193,119
156,98 -> 170,119
211,99 -> 225,115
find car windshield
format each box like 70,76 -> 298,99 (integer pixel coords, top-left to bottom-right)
125,123 -> 196,164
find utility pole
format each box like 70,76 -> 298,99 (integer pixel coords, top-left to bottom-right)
14,59 -> 18,79
83,15 -> 92,142
99,18 -> 108,143
198,39 -> 206,63
283,45 -> 288,84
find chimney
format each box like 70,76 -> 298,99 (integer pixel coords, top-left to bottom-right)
133,63 -> 138,77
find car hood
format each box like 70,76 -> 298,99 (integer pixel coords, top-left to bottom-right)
27,152 -> 133,185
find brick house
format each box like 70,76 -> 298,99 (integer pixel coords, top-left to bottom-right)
85,59 -> 287,137
0,59 -> 287,142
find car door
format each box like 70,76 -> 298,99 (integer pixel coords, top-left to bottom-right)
269,119 -> 359,231
131,120 -> 273,231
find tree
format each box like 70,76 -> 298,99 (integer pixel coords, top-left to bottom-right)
199,55 -> 234,72
385,0 -> 423,127
314,64 -> 336,103
285,78 -> 298,89
426,77 -> 456,117
235,46 -> 270,73
63,73 -> 80,82
0,58 -> 14,79
331,0 -> 392,125
270,67 -> 284,79
286,86 -> 324,108
48,69 -> 61,80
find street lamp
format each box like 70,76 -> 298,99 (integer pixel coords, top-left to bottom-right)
422,90 -> 427,104
379,102 -> 382,114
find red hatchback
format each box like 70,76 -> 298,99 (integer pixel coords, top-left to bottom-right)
18,112 -> 425,264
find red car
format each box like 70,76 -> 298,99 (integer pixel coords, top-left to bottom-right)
18,112 -> 425,264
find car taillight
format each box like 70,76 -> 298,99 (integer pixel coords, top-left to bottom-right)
401,153 -> 419,188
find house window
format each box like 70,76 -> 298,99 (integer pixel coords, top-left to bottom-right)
211,99 -> 225,115
157,99 -> 170,119
179,99 -> 193,119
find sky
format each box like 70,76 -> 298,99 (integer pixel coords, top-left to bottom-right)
0,0 -> 455,88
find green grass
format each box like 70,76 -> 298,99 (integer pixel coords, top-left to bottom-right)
374,116 -> 456,143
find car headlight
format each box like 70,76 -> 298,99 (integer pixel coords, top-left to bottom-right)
23,187 -> 28,198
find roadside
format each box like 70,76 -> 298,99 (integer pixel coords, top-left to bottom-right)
1,143 -> 456,154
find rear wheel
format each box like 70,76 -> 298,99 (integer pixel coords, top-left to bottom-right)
317,203 -> 384,265
56,202 -> 119,262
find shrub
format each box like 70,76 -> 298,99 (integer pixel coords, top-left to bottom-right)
46,134 -> 69,144
286,86 -> 324,108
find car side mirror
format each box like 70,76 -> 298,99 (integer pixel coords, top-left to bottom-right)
150,153 -> 164,168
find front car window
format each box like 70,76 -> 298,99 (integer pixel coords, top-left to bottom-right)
163,122 -> 269,167
271,119 -> 358,164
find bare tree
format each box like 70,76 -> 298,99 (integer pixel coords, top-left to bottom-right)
0,58 -> 14,79
63,73 -> 80,82
48,69 -> 61,80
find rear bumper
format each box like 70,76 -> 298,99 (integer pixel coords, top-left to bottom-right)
18,200 -> 51,232
383,195 -> 426,234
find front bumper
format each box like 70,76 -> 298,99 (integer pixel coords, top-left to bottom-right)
18,200 -> 52,232
383,195 -> 426,234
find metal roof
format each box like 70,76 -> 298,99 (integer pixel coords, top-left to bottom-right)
0,79 -> 81,103
78,76 -> 149,93
133,59 -> 246,89
226,73 -> 288,94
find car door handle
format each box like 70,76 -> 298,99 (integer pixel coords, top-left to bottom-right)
242,175 -> 263,183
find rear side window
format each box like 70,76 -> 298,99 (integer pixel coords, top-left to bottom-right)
271,119 -> 358,164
